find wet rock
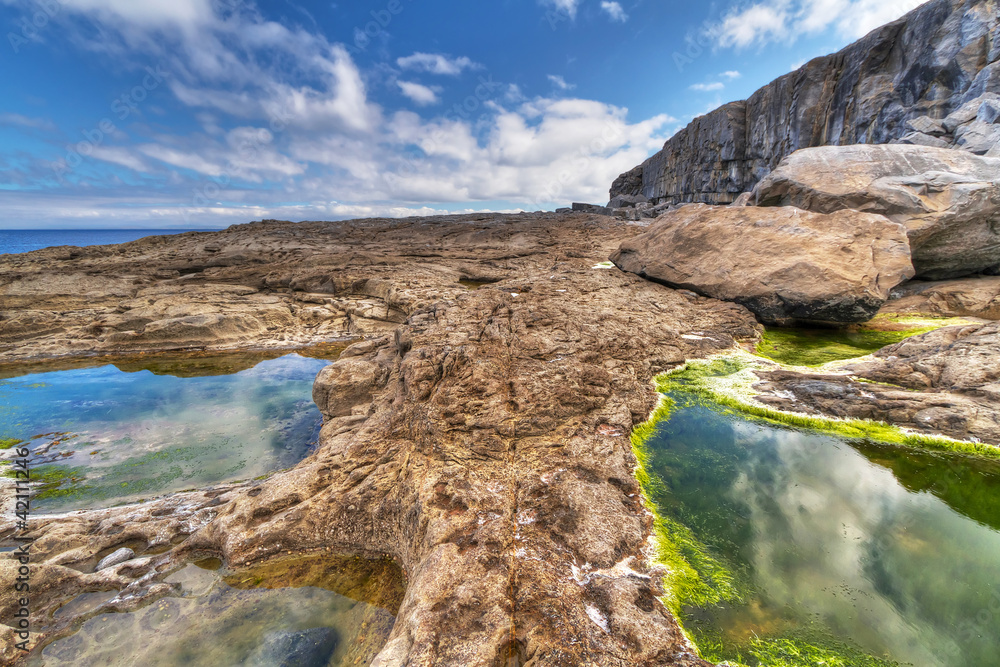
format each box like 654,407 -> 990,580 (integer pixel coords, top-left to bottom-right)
245,627 -> 338,667
96,548 -> 135,571
611,203 -> 914,325
750,144 -> 1000,279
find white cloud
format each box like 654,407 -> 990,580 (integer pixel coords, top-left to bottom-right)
0,0 -> 675,227
710,0 -> 926,49
0,113 -> 57,132
721,70 -> 742,79
547,74 -> 575,90
690,82 -> 725,92
396,53 -> 481,76
600,1 -> 628,22
397,81 -> 441,106
541,0 -> 582,18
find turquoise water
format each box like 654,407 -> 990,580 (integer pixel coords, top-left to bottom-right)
31,559 -> 398,666
0,354 -> 330,510
648,398 -> 1000,667
0,229 -> 214,255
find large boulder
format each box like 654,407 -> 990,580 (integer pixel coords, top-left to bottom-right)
750,145 -> 1000,279
610,204 -> 914,325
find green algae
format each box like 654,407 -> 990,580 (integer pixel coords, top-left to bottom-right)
755,316 -> 976,367
0,437 -> 21,450
655,355 -> 1000,459
629,349 -> 1000,665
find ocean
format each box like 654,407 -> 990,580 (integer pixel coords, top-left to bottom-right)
0,229 -> 218,255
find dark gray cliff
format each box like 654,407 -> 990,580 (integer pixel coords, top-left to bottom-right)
611,0 -> 1000,205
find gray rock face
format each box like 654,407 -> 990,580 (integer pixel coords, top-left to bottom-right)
571,202 -> 612,215
610,204 -> 915,325
245,628 -> 338,667
609,0 -> 1000,205
95,547 -> 135,571
608,194 -> 648,209
749,144 -> 1000,279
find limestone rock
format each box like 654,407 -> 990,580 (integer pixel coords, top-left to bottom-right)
608,194 -> 649,209
750,144 -> 1000,279
895,131 -> 952,149
610,0 -> 1000,205
571,202 -> 612,215
954,119 -> 1000,154
906,116 -> 948,136
610,204 -> 915,325
96,548 -> 135,572
885,276 -> 1000,319
246,628 -> 338,667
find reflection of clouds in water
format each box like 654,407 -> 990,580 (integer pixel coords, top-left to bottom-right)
729,423 -> 963,666
4,355 -> 330,511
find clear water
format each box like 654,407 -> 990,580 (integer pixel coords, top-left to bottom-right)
32,558 -> 399,666
0,229 -> 213,255
649,398 -> 1000,667
0,353 -> 330,511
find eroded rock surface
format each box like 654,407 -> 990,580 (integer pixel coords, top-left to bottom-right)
750,144 -> 1000,279
0,213 -> 761,666
610,204 -> 915,325
753,322 -> 1000,444
609,0 -> 1000,205
883,276 -> 1000,319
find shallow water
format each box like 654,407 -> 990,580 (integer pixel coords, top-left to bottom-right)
0,353 -> 331,511
33,556 -> 401,667
649,398 -> 1000,667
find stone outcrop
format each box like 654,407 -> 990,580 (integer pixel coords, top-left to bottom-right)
750,144 -> 1000,279
753,322 -> 1000,444
883,275 -> 1000,319
610,204 -> 915,325
0,213 -> 761,666
899,93 -> 1000,154
610,0 -> 1000,205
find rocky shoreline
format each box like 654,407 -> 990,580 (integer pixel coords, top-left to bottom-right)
1,213 -> 761,665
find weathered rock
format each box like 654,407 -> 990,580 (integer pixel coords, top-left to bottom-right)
610,204 -> 915,325
954,118 -> 1000,153
754,322 -> 1000,444
750,144 -> 1000,279
246,628 -> 338,667
608,194 -> 649,209
906,116 -> 948,136
571,202 -> 612,215
896,131 -> 953,149
1,213 -> 752,666
95,547 -> 135,571
884,276 -> 1000,319
610,0 -> 1000,205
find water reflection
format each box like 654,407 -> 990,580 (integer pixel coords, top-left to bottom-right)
0,353 -> 332,511
34,555 -> 402,667
651,400 -> 1000,666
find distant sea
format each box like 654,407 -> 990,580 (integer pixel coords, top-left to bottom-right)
0,229 -> 219,255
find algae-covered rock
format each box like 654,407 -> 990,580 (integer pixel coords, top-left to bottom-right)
611,204 -> 915,325
245,628 -> 338,667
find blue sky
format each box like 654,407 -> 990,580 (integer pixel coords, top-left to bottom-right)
0,0 -> 927,229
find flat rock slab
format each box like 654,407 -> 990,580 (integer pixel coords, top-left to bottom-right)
611,203 -> 914,325
751,144 -> 1000,279
0,212 -> 758,666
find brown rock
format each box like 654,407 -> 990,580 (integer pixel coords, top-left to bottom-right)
883,276 -> 1000,319
611,204 -> 915,325
750,144 -> 1000,279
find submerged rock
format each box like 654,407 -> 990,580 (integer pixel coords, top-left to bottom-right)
750,144 -> 1000,279
95,548 -> 135,572
611,204 -> 915,325
245,627 -> 338,667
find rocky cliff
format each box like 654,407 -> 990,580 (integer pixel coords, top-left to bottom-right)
611,0 -> 1000,205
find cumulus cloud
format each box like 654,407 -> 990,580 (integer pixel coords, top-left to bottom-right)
540,0 -> 582,19
0,0 -> 674,227
710,0 -> 926,49
396,52 -> 481,76
721,70 -> 741,79
689,82 -> 725,92
600,1 -> 628,22
547,74 -> 576,90
396,81 -> 441,106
